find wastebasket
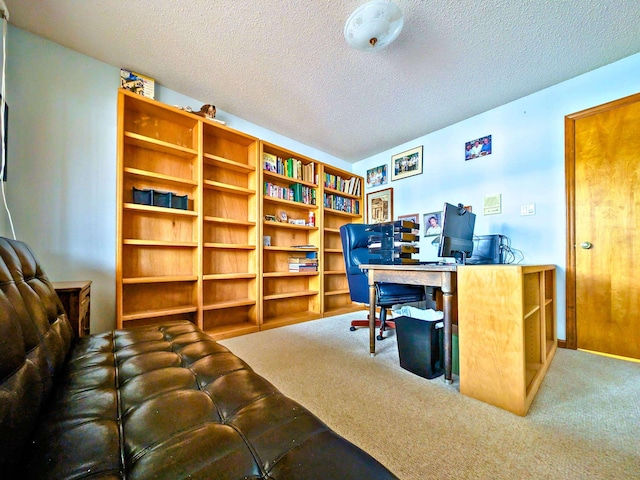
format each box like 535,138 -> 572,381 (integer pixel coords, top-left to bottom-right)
394,316 -> 444,379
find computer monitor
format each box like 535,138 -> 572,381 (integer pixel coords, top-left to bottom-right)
437,202 -> 476,264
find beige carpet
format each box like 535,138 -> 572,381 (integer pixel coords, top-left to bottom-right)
220,311 -> 640,480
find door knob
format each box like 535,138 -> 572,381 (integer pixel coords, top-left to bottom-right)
580,241 -> 593,249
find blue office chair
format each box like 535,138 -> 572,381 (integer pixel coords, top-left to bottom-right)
340,223 -> 426,340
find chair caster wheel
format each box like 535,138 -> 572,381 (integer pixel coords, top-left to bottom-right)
376,335 -> 383,341
350,326 -> 356,331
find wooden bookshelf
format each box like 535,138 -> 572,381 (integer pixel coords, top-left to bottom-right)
117,89 -> 363,339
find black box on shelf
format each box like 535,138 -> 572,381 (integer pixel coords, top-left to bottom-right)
152,190 -> 172,208
171,194 -> 188,210
132,187 -> 189,210
132,187 -> 152,206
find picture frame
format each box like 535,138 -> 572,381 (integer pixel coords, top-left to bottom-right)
423,211 -> 442,237
465,134 -> 492,161
391,145 -> 423,181
366,164 -> 388,187
397,213 -> 420,235
366,188 -> 393,224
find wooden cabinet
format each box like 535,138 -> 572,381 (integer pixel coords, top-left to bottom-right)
457,264 -> 556,416
117,89 -> 363,339
54,281 -> 91,337
320,164 -> 364,317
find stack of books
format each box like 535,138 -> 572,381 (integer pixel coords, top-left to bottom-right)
367,220 -> 420,264
288,251 -> 318,272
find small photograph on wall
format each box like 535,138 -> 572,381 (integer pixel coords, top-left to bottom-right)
423,211 -> 442,237
465,135 -> 492,160
366,164 -> 388,187
391,146 -> 423,181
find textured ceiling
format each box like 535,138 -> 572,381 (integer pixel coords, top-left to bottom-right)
6,0 -> 640,162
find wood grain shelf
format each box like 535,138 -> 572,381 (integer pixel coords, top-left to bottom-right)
122,305 -> 199,321
123,203 -> 198,216
122,275 -> 198,284
123,131 -> 198,157
263,290 -> 319,301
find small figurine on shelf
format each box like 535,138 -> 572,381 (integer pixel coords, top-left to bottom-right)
195,104 -> 216,120
196,104 -> 226,125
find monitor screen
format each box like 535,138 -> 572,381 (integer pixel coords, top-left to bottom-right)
437,202 -> 476,264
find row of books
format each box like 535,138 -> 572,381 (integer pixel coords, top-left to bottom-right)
324,173 -> 362,197
323,194 -> 360,214
288,252 -> 318,272
263,153 -> 317,184
264,182 -> 316,205
367,220 -> 420,264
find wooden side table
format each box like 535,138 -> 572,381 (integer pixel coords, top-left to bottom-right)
53,281 -> 92,337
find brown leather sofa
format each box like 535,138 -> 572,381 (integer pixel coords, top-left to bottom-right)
0,237 -> 398,479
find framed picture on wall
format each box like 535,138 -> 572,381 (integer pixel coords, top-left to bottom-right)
366,188 -> 393,224
391,145 -> 423,181
465,134 -> 492,160
366,164 -> 388,187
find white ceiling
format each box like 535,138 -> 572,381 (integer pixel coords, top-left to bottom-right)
6,1 -> 640,162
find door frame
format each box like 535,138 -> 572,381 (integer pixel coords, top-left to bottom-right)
564,91 -> 640,350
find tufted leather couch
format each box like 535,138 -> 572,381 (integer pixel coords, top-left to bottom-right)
0,237 -> 398,479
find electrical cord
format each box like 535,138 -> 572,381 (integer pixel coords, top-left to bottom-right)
0,6 -> 15,239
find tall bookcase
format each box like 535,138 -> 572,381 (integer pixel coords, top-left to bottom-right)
116,90 -> 201,329
320,164 -> 364,317
260,142 -> 322,329
117,89 -> 363,339
200,122 -> 260,339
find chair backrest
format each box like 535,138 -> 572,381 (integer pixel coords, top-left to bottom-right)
339,223 -> 372,304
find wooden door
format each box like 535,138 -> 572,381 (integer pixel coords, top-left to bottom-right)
565,93 -> 640,359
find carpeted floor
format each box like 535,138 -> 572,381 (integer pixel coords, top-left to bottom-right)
220,311 -> 640,479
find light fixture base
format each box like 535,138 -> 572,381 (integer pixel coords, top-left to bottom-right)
344,0 -> 404,52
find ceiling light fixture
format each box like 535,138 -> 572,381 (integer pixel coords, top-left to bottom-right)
344,0 -> 404,52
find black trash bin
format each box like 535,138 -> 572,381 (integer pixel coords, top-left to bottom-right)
394,315 -> 444,379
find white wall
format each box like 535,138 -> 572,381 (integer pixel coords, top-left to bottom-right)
353,51 -> 640,340
3,26 -> 349,333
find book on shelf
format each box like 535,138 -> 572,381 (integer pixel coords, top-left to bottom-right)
288,252 -> 318,264
289,264 -> 318,272
263,152 -> 278,172
120,69 -> 155,99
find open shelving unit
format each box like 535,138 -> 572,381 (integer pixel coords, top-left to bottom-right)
260,142 -> 322,329
117,90 -> 201,329
320,164 -> 364,317
457,264 -> 557,416
200,121 -> 260,339
117,89 -> 364,339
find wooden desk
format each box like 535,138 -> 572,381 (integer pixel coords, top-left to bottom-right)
360,264 -> 457,383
